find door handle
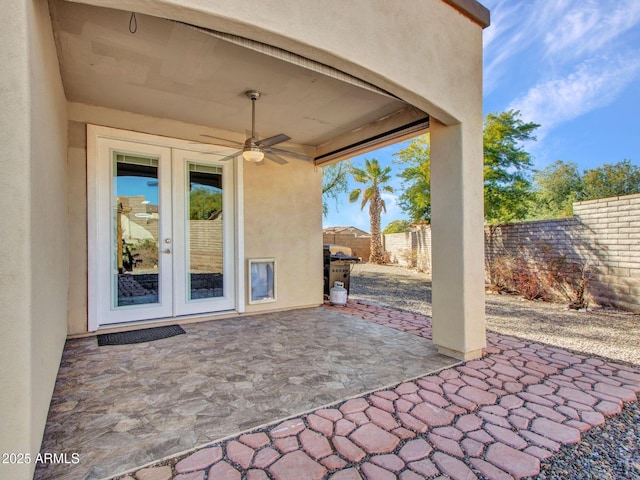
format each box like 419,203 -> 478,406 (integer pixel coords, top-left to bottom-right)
162,248 -> 171,254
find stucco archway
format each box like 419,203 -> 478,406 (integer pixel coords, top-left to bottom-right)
63,0 -> 489,358
0,1 -> 489,478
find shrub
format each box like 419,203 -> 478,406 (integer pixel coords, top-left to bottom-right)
512,256 -> 546,300
544,258 -> 592,309
486,248 -> 592,308
486,254 -> 517,294
400,248 -> 418,269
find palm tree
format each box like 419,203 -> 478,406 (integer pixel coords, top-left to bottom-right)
349,158 -> 393,264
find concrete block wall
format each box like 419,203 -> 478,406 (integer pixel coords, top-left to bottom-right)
323,233 -> 371,261
383,232 -> 415,266
189,219 -> 223,272
381,193 -> 640,312
415,227 -> 433,274
484,194 -> 640,312
572,194 -> 640,311
384,227 -> 432,273
484,218 -> 596,303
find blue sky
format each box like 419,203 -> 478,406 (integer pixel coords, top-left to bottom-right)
324,0 -> 640,231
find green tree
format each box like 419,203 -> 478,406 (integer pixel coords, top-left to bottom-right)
349,158 -> 393,264
393,134 -> 431,222
529,159 -> 640,220
530,160 -> 583,219
394,111 -> 539,224
581,159 -> 640,200
483,110 -> 540,224
189,187 -> 222,220
383,219 -> 412,234
322,160 -> 352,217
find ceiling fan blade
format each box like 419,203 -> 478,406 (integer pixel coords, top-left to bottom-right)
216,150 -> 242,162
268,147 -> 312,161
264,151 -> 289,165
196,134 -> 243,147
257,133 -> 291,148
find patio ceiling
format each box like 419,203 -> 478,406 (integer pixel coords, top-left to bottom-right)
49,0 -> 430,164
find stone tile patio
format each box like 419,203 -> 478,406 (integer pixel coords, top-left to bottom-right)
35,306 -> 456,480
97,300 -> 640,480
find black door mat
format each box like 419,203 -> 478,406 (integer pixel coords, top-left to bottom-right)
97,325 -> 186,346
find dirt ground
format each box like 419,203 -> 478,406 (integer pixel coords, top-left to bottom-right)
349,263 -> 640,366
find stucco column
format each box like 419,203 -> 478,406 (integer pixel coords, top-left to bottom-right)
430,118 -> 486,360
1,2 -> 68,479
0,1 -> 32,478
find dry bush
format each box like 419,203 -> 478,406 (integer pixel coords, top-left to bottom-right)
512,257 -> 547,300
543,257 -> 592,309
415,254 -> 430,273
129,239 -> 158,269
486,247 -> 592,308
400,248 -> 418,269
486,254 -> 517,294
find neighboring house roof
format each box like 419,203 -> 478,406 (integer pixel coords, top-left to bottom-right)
323,226 -> 370,237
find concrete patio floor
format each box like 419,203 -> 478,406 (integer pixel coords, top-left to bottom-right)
35,306 -> 457,480
88,300 -> 640,480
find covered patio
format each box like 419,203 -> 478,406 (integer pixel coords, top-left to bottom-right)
2,2 -> 490,479
36,307 -> 456,479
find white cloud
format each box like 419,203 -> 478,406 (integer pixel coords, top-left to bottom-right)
380,192 -> 403,224
482,0 -> 571,92
347,210 -> 369,231
543,1 -> 640,59
483,0 -> 640,139
482,0 -> 539,93
482,0 -> 640,95
333,192 -> 402,233
508,54 -> 640,138
482,0 -> 523,50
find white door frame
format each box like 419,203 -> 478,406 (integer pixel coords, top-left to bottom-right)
87,125 -> 244,331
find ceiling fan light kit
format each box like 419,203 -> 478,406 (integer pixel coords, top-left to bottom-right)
242,139 -> 265,162
242,147 -> 264,162
196,89 -> 312,165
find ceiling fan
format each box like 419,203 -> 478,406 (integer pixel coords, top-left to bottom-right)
198,90 -> 311,165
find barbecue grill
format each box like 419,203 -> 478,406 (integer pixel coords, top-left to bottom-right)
323,244 -> 360,297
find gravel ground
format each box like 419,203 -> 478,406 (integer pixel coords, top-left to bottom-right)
349,262 -> 640,480
532,400 -> 640,480
349,263 -> 640,366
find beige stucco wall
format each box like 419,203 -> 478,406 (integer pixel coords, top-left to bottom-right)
67,104 -> 323,334
67,120 -> 89,334
29,0 -> 70,467
0,1 -> 69,479
0,3 -> 32,478
243,157 -> 323,313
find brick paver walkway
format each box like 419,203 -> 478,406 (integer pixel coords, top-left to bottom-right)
116,300 -> 640,480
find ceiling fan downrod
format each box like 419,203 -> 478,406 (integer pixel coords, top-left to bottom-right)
246,90 -> 260,140
242,90 -> 264,162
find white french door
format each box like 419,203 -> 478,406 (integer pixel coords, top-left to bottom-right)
172,150 -> 234,315
89,134 -> 235,329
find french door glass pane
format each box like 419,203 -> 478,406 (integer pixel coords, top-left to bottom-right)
187,163 -> 224,301
113,153 -> 160,307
